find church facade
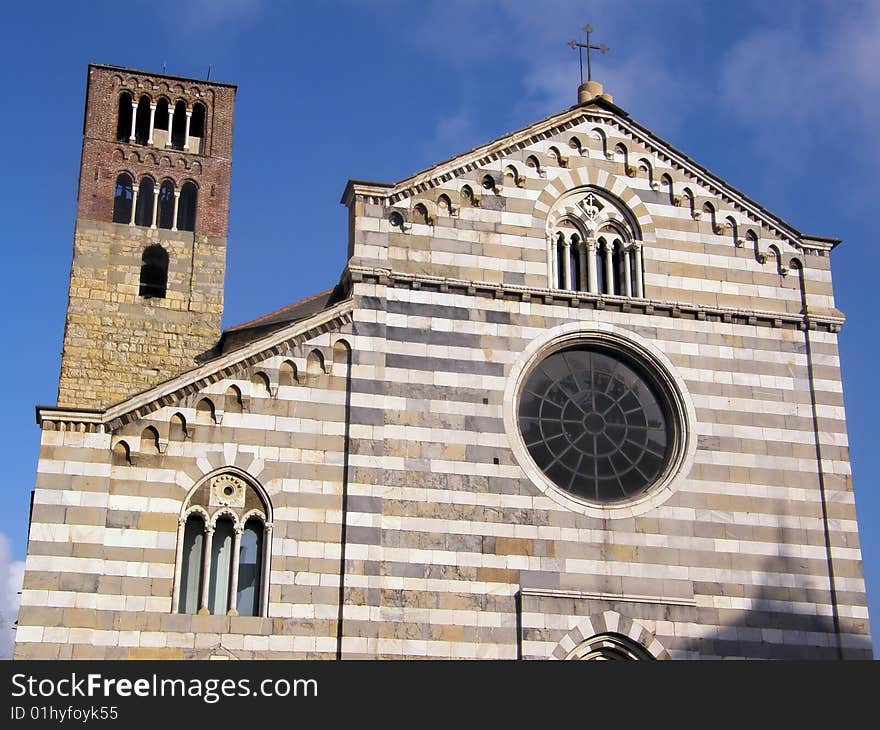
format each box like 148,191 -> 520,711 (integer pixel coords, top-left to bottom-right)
14,65 -> 872,659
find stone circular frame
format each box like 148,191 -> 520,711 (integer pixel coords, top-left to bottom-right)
503,322 -> 696,519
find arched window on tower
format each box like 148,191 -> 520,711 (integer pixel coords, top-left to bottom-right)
171,100 -> 187,150
158,180 -> 175,229
177,181 -> 197,231
190,102 -> 206,154
116,92 -> 133,142
134,95 -> 151,145
153,99 -> 170,148
139,244 -> 169,298
175,471 -> 272,617
134,176 -> 155,227
112,173 -> 134,224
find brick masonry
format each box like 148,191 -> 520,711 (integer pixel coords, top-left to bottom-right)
15,72 -> 871,659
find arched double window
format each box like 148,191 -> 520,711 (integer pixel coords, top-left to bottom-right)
175,471 -> 272,617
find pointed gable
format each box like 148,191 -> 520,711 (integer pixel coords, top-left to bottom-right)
343,93 -> 841,325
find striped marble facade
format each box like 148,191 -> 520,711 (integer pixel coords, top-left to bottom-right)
15,96 -> 871,659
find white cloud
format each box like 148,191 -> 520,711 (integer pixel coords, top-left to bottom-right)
718,1 -> 880,163
0,534 -> 25,660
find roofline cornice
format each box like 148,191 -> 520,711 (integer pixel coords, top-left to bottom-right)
348,264 -> 845,333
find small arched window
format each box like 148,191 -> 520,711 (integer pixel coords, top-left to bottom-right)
112,173 -> 134,224
170,412 -> 187,441
279,360 -> 298,386
134,176 -> 155,227
224,385 -> 243,414
139,244 -> 169,298
196,397 -> 216,424
177,182 -> 197,232
175,471 -> 272,617
171,100 -> 187,150
153,99 -> 170,147
116,92 -> 133,142
134,95 -> 151,145
141,426 -> 160,454
413,203 -> 429,225
158,180 -> 175,229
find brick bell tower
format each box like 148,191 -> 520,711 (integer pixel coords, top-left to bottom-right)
57,64 -> 236,409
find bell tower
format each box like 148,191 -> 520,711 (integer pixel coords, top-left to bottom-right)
57,64 -> 236,408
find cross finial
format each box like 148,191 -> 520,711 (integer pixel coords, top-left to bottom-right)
568,24 -> 609,84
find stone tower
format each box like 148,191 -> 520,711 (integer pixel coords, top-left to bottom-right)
56,64 -> 236,409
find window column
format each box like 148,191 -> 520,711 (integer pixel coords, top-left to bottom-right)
129,100 -> 137,142
562,238 -> 572,290
578,239 -> 587,291
260,523 -> 273,616
151,185 -> 160,229
546,233 -> 555,289
623,245 -> 633,297
633,242 -> 644,297
171,519 -> 187,613
147,103 -> 157,145
603,239 -> 615,295
586,238 -> 598,293
198,525 -> 214,615
227,526 -> 244,616
166,105 -> 175,148
172,190 -> 180,231
183,109 -> 192,151
129,183 -> 139,226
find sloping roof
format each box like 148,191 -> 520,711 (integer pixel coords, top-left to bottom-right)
37,296 -> 355,429
218,281 -> 348,354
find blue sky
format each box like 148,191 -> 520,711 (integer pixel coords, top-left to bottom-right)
1,0 -> 878,657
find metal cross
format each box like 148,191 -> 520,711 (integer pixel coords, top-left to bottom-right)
568,25 -> 609,84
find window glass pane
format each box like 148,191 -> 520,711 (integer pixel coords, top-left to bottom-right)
236,520 -> 263,617
179,515 -> 204,614
208,517 -> 235,615
518,346 -> 673,504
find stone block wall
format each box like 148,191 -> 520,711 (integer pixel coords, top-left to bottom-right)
57,221 -> 225,408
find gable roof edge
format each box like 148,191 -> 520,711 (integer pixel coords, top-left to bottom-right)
37,297 -> 355,429
342,103 -> 833,253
